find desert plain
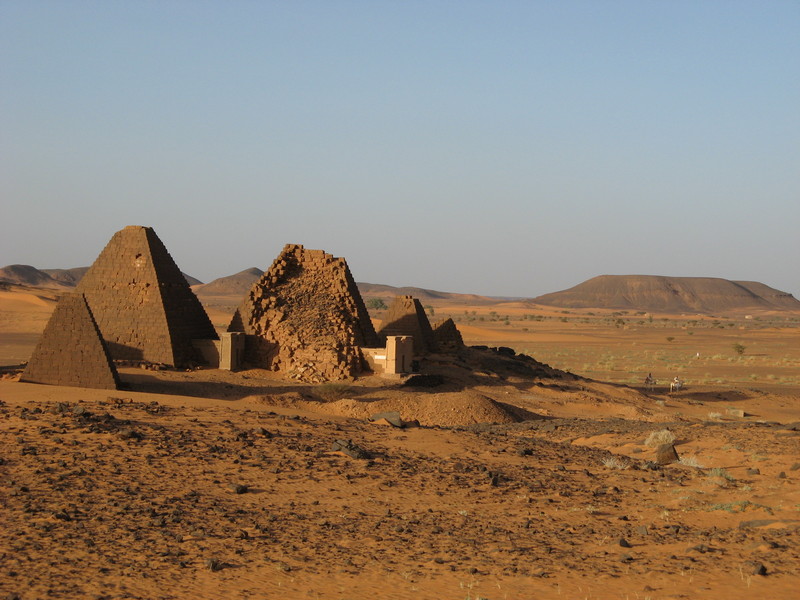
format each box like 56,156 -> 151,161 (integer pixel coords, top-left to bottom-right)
1,279 -> 799,600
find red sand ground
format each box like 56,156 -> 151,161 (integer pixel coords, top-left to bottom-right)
1,286 -> 798,599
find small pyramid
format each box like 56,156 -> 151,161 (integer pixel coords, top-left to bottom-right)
21,293 -> 120,389
228,244 -> 379,381
377,295 -> 437,355
433,318 -> 464,351
76,226 -> 218,367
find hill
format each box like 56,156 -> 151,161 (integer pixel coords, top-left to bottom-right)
0,265 -> 72,288
0,265 -> 202,288
357,282 -> 508,305
41,267 -> 90,286
193,267 -> 263,296
532,274 -> 800,313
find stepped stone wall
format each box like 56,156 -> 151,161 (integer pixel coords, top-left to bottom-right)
432,318 -> 464,351
228,244 -> 379,382
76,226 -> 218,367
377,295 -> 437,355
21,292 -> 120,389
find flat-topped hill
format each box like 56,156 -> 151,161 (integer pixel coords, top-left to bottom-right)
532,275 -> 800,314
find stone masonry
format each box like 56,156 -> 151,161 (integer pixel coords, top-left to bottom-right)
21,292 -> 120,389
228,244 -> 379,382
377,295 -> 438,355
75,226 -> 218,367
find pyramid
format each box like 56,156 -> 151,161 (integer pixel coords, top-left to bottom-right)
21,292 -> 120,389
377,295 -> 438,355
432,317 -> 464,352
75,226 -> 218,367
228,244 -> 379,381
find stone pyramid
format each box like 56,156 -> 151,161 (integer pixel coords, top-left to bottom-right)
432,317 -> 464,351
21,292 -> 120,389
377,295 -> 438,355
228,244 -> 379,381
76,226 -> 218,367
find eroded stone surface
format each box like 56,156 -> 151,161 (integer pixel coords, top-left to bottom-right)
229,244 -> 378,382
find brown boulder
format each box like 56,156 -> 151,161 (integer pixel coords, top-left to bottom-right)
655,443 -> 679,465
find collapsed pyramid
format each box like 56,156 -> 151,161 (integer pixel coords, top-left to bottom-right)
377,295 -> 438,355
76,226 -> 218,367
432,317 -> 464,351
228,244 -> 379,381
21,292 -> 120,389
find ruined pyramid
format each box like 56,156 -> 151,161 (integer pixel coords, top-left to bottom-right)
76,226 -> 218,367
432,317 -> 464,352
21,292 -> 120,389
228,244 -> 379,381
377,295 -> 438,355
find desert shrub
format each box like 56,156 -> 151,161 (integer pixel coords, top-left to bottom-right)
732,343 -> 746,355
601,456 -> 630,470
679,455 -> 704,468
708,467 -> 734,481
644,429 -> 676,448
366,298 -> 387,310
315,382 -> 352,401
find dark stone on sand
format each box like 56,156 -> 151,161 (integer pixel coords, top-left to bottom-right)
119,428 -> 142,441
252,427 -> 272,438
205,558 -> 223,572
229,483 -> 249,494
331,439 -> 370,459
744,561 -> 767,576
618,537 -> 632,548
655,443 -> 679,465
369,411 -> 404,428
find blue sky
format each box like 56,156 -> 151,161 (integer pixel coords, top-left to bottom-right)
2,1 -> 798,297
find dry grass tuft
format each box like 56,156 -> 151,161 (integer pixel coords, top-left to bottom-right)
645,429 -> 676,447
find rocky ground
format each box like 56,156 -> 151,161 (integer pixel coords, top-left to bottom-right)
1,352 -> 798,599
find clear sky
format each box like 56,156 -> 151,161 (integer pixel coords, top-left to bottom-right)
2,1 -> 798,298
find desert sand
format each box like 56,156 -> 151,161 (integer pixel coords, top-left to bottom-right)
1,283 -> 798,599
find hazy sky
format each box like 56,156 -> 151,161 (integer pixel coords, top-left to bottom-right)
2,1 -> 798,298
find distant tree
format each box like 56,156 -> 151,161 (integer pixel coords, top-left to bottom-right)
367,298 -> 387,310
732,343 -> 746,355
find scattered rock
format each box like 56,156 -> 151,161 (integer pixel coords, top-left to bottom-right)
118,428 -> 142,441
746,468 -> 760,476
229,484 -> 249,494
368,411 -> 404,428
205,558 -> 223,572
331,439 -> 370,459
618,537 -> 632,548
